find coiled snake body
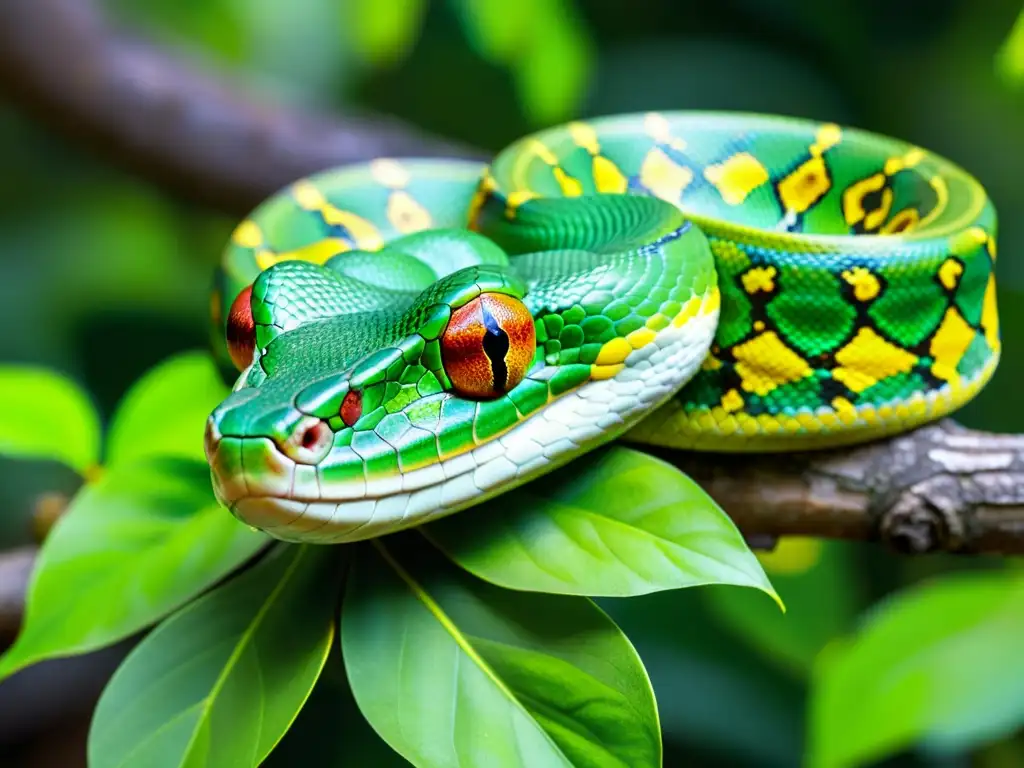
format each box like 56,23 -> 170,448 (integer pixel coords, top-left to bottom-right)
204,111 -> 999,544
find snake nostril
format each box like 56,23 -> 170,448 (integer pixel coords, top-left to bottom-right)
301,426 -> 319,450
277,416 -> 334,464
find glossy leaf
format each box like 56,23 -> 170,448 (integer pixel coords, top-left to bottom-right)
704,539 -> 859,677
343,0 -> 427,66
0,457 -> 268,680
0,365 -> 100,474
342,534 -> 661,768
996,8 -> 1024,86
448,0 -> 531,60
265,647 -> 411,767
511,0 -> 593,123
105,351 -> 228,467
602,590 -> 805,767
89,544 -> 343,768
449,0 -> 591,123
807,571 -> 1024,768
425,446 -> 779,602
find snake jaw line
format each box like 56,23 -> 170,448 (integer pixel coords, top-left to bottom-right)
207,303 -> 717,543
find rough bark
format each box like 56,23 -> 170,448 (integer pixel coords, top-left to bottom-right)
664,420 -> 1024,556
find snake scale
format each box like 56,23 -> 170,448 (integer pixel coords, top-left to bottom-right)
203,111 -> 1000,544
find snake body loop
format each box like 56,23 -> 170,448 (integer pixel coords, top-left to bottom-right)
204,111 -> 999,544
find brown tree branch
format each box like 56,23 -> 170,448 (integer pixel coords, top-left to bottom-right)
662,420 -> 1024,555
0,0 -> 485,216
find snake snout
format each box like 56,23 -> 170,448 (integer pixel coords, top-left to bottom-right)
274,415 -> 334,465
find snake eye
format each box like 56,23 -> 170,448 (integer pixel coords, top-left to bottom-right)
226,284 -> 256,371
441,293 -> 535,399
340,390 -> 362,427
278,416 -> 333,464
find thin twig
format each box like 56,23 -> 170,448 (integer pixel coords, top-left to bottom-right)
0,0 -> 485,216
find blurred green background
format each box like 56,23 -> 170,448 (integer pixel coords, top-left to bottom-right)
1,0 -> 1022,765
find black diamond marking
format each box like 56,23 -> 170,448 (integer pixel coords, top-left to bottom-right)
481,302 -> 510,392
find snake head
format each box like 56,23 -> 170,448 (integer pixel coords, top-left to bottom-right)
206,211 -> 717,544
205,258 -> 550,543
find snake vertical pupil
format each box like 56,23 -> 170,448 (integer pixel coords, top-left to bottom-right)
481,303 -> 511,391
441,292 -> 536,399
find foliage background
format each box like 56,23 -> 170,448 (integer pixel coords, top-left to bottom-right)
1,0 -> 1022,765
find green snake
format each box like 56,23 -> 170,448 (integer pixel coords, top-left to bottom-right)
203,111 -> 1000,544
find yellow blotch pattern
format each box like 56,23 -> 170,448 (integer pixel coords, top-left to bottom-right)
592,290 -> 717,380
938,258 -> 964,291
918,175 -> 948,228
721,389 -> 744,413
704,153 -> 770,205
232,220 -> 263,249
643,112 -> 687,152
929,307 -> 976,382
840,266 -> 881,302
292,180 -> 383,250
387,191 -> 433,233
255,239 -> 348,272
741,265 -> 777,294
880,208 -> 920,234
554,167 -> 584,196
810,124 -> 842,155
369,158 -> 411,188
595,338 -> 632,366
505,189 -> 538,217
593,157 -> 628,194
777,156 -> 831,214
640,147 -> 693,203
842,173 -> 886,228
831,327 -> 917,393
982,275 -> 1000,352
882,148 -> 925,176
527,139 -> 559,166
731,331 -> 812,395
568,122 -> 600,154
568,121 -> 627,193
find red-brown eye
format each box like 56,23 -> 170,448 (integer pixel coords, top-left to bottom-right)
226,284 -> 256,371
441,293 -> 535,399
340,390 -> 363,427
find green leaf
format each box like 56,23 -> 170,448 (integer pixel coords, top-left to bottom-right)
88,544 -> 343,768
703,539 -> 859,678
603,590 -> 805,767
448,0 -> 532,61
0,365 -> 100,474
343,0 -> 427,67
996,8 -> 1024,86
512,0 -> 593,124
448,0 -> 592,124
342,534 -> 661,768
425,446 -> 779,602
0,457 -> 268,680
265,647 -> 411,767
807,571 -> 1024,768
105,351 -> 228,467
